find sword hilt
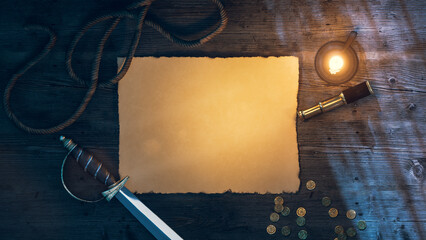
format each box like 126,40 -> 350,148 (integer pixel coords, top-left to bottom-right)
60,136 -> 116,187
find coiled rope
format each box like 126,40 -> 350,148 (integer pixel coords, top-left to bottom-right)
3,0 -> 228,134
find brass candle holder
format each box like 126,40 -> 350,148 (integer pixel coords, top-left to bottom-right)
315,31 -> 359,85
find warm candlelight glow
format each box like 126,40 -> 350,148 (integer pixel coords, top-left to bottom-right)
329,55 -> 344,74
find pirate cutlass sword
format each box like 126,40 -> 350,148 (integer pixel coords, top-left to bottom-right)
60,136 -> 183,240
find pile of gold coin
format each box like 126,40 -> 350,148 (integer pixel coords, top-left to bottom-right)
329,208 -> 367,239
265,180 -> 367,239
274,196 -> 285,214
319,193 -> 365,238
327,205 -> 365,238
322,201 -> 362,237
318,188 -> 366,238
266,196 -> 285,235
268,196 -> 309,238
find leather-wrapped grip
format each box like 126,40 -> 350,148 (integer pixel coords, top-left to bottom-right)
60,136 -> 116,186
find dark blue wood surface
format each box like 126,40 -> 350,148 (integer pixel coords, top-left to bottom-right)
0,0 -> 424,239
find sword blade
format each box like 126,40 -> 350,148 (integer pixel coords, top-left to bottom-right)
115,187 -> 183,240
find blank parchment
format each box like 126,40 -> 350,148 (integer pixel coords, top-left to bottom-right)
118,57 -> 299,193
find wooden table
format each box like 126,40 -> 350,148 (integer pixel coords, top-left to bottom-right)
0,0 -> 424,239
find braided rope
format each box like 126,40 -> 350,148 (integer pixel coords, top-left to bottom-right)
4,0 -> 228,134
145,0 -> 228,47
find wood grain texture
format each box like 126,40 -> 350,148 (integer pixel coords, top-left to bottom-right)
0,0 -> 424,239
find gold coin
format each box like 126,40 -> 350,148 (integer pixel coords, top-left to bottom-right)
274,196 -> 284,205
357,220 -> 367,230
270,212 -> 280,222
306,180 -> 316,190
281,206 -> 291,216
337,233 -> 347,240
346,209 -> 356,220
266,224 -> 276,235
281,226 -> 291,236
334,225 -> 344,234
296,207 -> 306,217
321,196 -> 331,207
274,204 -> 284,213
296,216 -> 306,226
298,229 -> 308,240
347,227 -> 357,237
328,208 -> 338,218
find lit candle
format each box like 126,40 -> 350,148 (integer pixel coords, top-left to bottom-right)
315,31 -> 358,84
329,55 -> 344,74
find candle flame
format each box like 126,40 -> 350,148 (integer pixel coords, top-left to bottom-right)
329,55 -> 344,74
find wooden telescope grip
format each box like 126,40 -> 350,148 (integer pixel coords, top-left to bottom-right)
60,136 -> 116,186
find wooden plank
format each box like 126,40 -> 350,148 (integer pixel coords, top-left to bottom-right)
0,0 -> 424,239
